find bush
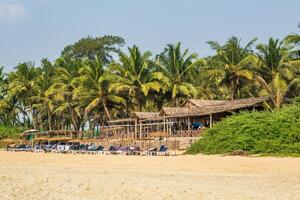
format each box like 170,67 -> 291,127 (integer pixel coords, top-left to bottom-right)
186,103 -> 300,155
0,126 -> 26,139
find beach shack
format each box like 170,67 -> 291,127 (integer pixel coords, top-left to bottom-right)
159,96 -> 269,136
103,96 -> 270,139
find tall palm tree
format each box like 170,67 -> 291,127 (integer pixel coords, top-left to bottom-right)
154,42 -> 199,106
256,38 -> 300,108
0,66 -> 6,100
8,62 -> 39,129
73,58 -> 125,122
49,58 -> 84,130
31,60 -> 56,130
206,37 -> 258,100
109,45 -> 161,111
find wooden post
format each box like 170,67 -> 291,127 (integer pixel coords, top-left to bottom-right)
134,118 -> 137,139
166,118 -> 169,134
188,117 -> 190,131
163,116 -> 166,133
139,121 -> 142,139
209,114 -> 213,128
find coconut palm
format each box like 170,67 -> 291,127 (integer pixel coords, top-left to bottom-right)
0,66 -> 6,100
109,45 -> 161,111
73,57 -> 125,122
284,23 -> 300,59
206,37 -> 258,100
49,58 -> 84,130
8,62 -> 39,129
154,42 -> 200,106
285,22 -> 300,44
31,59 -> 56,130
255,38 -> 300,108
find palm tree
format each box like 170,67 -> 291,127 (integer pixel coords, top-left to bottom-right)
8,62 -> 39,129
109,45 -> 161,111
49,58 -> 84,130
284,23 -> 300,59
285,22 -> 300,44
0,66 -> 6,100
206,37 -> 258,100
154,42 -> 199,106
256,38 -> 300,108
31,59 -> 56,130
73,57 -> 125,122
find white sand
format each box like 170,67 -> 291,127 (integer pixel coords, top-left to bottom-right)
0,151 -> 299,200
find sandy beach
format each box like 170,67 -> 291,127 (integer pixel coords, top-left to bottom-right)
0,152 -> 299,200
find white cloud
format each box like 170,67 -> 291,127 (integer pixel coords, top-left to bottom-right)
0,2 -> 29,24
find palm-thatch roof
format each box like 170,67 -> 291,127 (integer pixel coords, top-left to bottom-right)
160,107 -> 193,116
184,99 -> 228,108
160,96 -> 270,117
34,137 -> 50,141
101,126 -> 125,132
0,138 -> 23,144
108,118 -> 135,124
23,130 -> 91,136
131,112 -> 159,120
47,137 -> 72,141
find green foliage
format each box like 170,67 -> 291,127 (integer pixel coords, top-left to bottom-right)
0,32 -> 299,130
0,126 -> 26,139
187,103 -> 300,155
61,35 -> 125,63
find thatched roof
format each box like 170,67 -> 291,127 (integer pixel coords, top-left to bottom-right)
34,137 -> 50,141
0,138 -> 23,144
101,126 -> 125,132
67,139 -> 82,143
160,96 -> 270,117
184,99 -> 228,108
131,112 -> 159,120
108,118 -> 134,124
47,137 -> 72,141
160,107 -> 193,116
23,130 -> 91,136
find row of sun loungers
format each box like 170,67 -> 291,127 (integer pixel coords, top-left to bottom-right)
6,144 -> 170,156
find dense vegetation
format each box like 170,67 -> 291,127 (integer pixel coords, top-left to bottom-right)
187,101 -> 300,155
0,24 -> 299,133
0,126 -> 26,139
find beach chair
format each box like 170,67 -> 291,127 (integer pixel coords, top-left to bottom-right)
109,146 -> 122,155
143,147 -> 157,156
76,144 -> 88,154
157,145 -> 169,156
95,146 -> 105,155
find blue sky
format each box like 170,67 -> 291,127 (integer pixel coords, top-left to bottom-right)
0,0 -> 299,72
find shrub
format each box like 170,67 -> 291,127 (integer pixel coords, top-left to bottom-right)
0,126 -> 26,139
186,103 -> 300,155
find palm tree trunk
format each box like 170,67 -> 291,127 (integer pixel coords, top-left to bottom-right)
230,81 -> 236,100
102,98 -> 112,121
47,108 -> 52,130
30,103 -> 38,130
68,102 -> 79,130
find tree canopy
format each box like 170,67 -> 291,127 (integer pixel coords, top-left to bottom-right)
0,29 -> 300,131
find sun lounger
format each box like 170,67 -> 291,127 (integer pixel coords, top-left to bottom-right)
157,145 -> 169,156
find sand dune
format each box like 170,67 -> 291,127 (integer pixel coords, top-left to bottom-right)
0,151 -> 299,200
